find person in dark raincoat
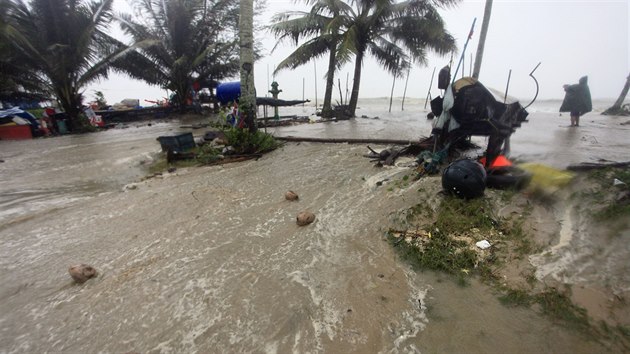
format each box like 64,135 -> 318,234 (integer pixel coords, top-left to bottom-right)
560,76 -> 592,127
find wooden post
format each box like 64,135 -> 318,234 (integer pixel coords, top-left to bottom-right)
338,78 -> 344,104
302,77 -> 305,108
401,68 -> 410,111
424,67 -> 436,109
314,61 -> 318,110
345,72 -> 349,104
388,74 -> 396,113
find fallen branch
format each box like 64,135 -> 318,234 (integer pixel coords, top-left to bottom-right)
566,161 -> 630,171
389,229 -> 431,239
275,136 -> 433,147
201,154 -> 262,166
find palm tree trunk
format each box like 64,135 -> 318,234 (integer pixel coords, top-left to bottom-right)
239,0 -> 257,132
614,73 -> 630,108
321,43 -> 337,118
56,86 -> 83,131
472,0 -> 493,79
175,82 -> 189,112
348,51 -> 364,117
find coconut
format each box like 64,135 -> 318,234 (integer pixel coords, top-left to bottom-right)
285,190 -> 299,201
296,211 -> 315,226
68,264 -> 97,283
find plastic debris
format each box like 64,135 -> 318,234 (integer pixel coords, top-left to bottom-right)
475,240 -> 491,250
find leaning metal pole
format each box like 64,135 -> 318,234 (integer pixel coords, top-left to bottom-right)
452,18 -> 476,83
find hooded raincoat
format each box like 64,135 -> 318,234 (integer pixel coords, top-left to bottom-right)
560,76 -> 592,114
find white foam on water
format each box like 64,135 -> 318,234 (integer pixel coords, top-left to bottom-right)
292,330 -> 302,354
390,270 -> 431,353
264,341 -> 279,354
530,206 -> 577,282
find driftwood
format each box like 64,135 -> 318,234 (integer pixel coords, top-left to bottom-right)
566,161 -> 630,171
275,136 -> 433,147
201,154 -> 262,166
180,123 -> 209,129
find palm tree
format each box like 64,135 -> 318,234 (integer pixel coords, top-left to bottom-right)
603,73 -> 630,116
2,0 -> 126,128
332,0 -> 458,116
116,0 -> 240,110
270,0 -> 349,118
240,0 -> 256,131
472,0 -> 492,79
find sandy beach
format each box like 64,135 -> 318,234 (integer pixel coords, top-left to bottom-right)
0,98 -> 629,352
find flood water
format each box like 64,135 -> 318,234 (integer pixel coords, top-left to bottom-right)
0,98 -> 627,352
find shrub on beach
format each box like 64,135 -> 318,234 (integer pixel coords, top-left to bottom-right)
223,128 -> 280,154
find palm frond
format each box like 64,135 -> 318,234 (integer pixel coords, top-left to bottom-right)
274,37 -> 331,73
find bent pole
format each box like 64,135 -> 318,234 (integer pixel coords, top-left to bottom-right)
524,62 -> 542,109
402,67 -> 410,111
452,18 -> 477,84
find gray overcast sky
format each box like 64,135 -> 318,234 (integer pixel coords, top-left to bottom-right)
93,0 -> 629,104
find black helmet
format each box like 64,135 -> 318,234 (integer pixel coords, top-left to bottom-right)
442,159 -> 487,199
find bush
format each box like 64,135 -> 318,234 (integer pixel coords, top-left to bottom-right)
223,128 -> 280,154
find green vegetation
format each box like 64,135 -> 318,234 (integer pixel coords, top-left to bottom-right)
1,0 -> 256,126
1,0 -> 125,128
498,288 -> 532,307
433,196 -> 497,235
115,0 -> 244,111
223,126 -> 280,154
389,228 -> 480,285
269,1 -> 343,118
148,128 -> 280,173
537,288 -> 590,332
588,168 -> 630,221
388,194 -> 530,285
574,167 -> 630,238
499,287 -> 592,334
389,179 -> 630,346
26,108 -> 44,119
270,0 -> 457,117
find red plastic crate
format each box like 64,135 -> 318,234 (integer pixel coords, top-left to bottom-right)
0,125 -> 32,140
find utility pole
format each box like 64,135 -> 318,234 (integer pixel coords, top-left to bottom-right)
472,0 -> 493,79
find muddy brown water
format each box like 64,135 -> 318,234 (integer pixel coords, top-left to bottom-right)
0,100 -> 627,352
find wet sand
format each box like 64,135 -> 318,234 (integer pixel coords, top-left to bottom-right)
0,99 -> 628,352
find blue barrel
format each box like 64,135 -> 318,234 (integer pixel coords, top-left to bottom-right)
216,82 -> 241,105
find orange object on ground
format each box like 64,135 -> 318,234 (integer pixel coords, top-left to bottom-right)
479,155 -> 513,169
